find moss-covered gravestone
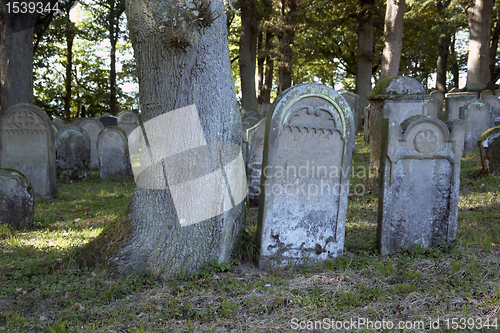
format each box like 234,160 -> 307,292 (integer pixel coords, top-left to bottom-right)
56,125 -> 91,181
478,127 -> 500,176
0,168 -> 34,229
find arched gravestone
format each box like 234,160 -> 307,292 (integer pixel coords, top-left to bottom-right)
377,116 -> 466,256
478,127 -> 500,176
459,100 -> 495,154
56,125 -> 91,181
484,95 -> 500,125
52,116 -> 67,131
0,104 -> 57,199
80,119 -> 105,169
117,111 -> 140,137
257,83 -> 355,269
445,91 -> 477,121
0,168 -> 34,230
98,126 -> 131,180
341,92 -> 362,132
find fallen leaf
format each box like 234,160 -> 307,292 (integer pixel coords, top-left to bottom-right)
40,315 -> 47,321
1,310 -> 12,317
63,292 -> 69,300
73,303 -> 85,311
137,312 -> 146,318
74,218 -> 81,223
15,288 -> 22,293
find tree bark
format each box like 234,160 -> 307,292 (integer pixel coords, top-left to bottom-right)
262,32 -> 274,103
461,0 -> 493,91
436,0 -> 452,93
490,3 -> 500,87
380,0 -> 405,79
257,31 -> 264,104
78,0 -> 244,278
239,0 -> 258,114
278,0 -> 296,94
64,24 -> 74,121
108,0 -> 124,116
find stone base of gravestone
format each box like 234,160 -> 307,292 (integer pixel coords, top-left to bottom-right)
478,127 -> 500,176
0,168 -> 34,229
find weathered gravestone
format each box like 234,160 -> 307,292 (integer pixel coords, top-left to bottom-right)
377,116 -> 466,256
246,118 -> 266,206
0,168 -> 34,229
484,95 -> 500,125
0,104 -> 57,199
257,83 -> 355,269
98,126 -> 131,180
478,127 -> 500,176
460,100 -> 494,154
117,110 -> 140,137
367,76 -> 433,190
480,90 -> 494,99
52,116 -> 67,131
99,114 -> 118,128
430,90 -> 444,115
258,103 -> 272,117
56,125 -> 91,181
445,91 -> 477,121
71,117 -> 82,125
79,119 -> 105,169
341,92 -> 362,132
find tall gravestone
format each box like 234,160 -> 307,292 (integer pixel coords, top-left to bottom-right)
80,119 -> 105,169
0,104 -> 57,199
341,92 -> 362,132
117,110 -> 140,137
460,100 -> 494,154
367,76 -> 433,189
56,125 -> 91,181
478,127 -> 500,176
0,168 -> 34,229
484,95 -> 500,125
377,116 -> 465,255
257,83 -> 355,269
445,91 -> 477,121
246,118 -> 266,206
98,126 -> 131,180
430,90 -> 444,115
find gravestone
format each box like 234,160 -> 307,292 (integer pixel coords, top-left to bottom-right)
56,125 -> 91,181
80,119 -> 105,169
117,110 -> 140,136
246,118 -> 266,206
0,104 -> 57,199
258,103 -> 272,117
99,114 -> 118,128
341,92 -> 362,132
445,91 -> 477,121
367,76 -> 433,189
430,90 -> 444,114
52,116 -> 67,131
71,117 -> 82,125
484,95 -> 500,125
0,168 -> 34,229
98,126 -> 131,180
478,127 -> 500,176
364,105 -> 370,142
378,116 -> 465,256
426,98 -> 440,118
257,83 -> 355,269
480,90 -> 494,99
460,100 -> 494,154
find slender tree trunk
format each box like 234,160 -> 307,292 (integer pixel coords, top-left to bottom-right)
450,33 -> 460,88
278,0 -> 296,94
257,32 -> 264,104
78,0 -> 244,278
490,3 -> 500,86
64,26 -> 74,121
239,0 -> 258,114
380,0 -> 405,79
462,0 -> 493,91
109,5 -> 118,116
436,34 -> 450,92
263,32 -> 274,103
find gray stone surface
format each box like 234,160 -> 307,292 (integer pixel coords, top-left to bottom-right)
246,118 -> 266,206
445,92 -> 478,121
0,104 -> 57,199
52,116 -> 67,131
480,90 -> 494,99
341,92 -> 362,132
430,90 -> 444,114
56,125 -> 91,181
478,126 -> 500,176
0,168 -> 34,229
484,95 -> 500,125
117,110 -> 140,137
71,117 -> 82,125
258,103 -> 272,117
257,83 -> 355,269
377,116 -> 465,256
460,100 -> 495,154
79,119 -> 105,169
98,126 -> 131,180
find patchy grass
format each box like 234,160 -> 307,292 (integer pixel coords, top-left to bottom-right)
1,140 -> 500,332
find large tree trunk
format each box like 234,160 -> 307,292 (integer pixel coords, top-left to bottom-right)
278,0 -> 296,94
380,0 -> 405,79
355,0 -> 374,131
436,34 -> 450,93
450,33 -> 460,88
239,0 -> 259,114
262,32 -> 274,103
462,0 -> 494,91
64,25 -> 74,121
78,0 -> 245,278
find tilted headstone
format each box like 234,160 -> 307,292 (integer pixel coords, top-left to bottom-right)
257,83 -> 355,269
377,116 -> 465,256
56,125 -> 91,181
0,168 -> 34,230
79,119 -> 105,169
430,90 -> 444,114
97,126 -> 131,180
460,100 -> 494,154
484,95 -> 500,125
117,110 -> 140,137
99,114 -> 118,128
478,127 -> 500,176
341,92 -> 362,132
246,118 -> 266,206
367,76 -> 433,189
52,116 -> 67,131
445,91 -> 478,121
0,104 -> 57,199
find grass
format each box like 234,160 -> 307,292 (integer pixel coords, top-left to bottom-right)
1,136 -> 500,332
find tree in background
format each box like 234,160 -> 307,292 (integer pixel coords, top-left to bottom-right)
380,0 -> 405,79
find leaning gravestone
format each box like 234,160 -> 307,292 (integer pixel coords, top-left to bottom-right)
246,118 -> 266,206
445,91 -> 478,121
117,110 -> 140,137
80,119 -> 105,169
484,95 -> 500,125
341,92 -> 362,132
98,126 -> 131,180
0,104 -> 57,199
378,116 -> 466,255
56,125 -> 91,181
460,100 -> 494,154
257,83 -> 355,269
478,127 -> 500,176
0,168 -> 34,229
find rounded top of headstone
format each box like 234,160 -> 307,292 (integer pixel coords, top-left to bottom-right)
80,118 -> 105,131
368,76 -> 427,100
2,103 -> 52,126
0,168 -> 34,195
98,125 -> 128,139
117,110 -> 140,125
57,124 -> 91,146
